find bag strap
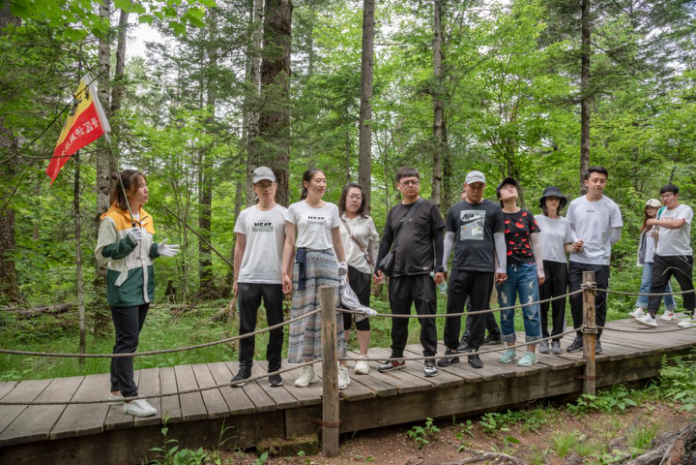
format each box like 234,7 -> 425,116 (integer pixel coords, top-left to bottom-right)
391,199 -> 421,252
340,215 -> 375,266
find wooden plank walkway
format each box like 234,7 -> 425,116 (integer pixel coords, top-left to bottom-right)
1,317 -> 695,464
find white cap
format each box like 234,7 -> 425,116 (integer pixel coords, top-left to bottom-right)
252,166 -> 276,184
465,170 -> 486,184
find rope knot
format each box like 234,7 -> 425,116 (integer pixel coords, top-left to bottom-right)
580,281 -> 597,291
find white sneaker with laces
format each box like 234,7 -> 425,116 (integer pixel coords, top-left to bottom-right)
294,365 -> 319,387
629,307 -> 645,319
338,366 -> 351,390
107,393 -> 124,405
123,399 -> 157,417
354,356 -> 370,375
636,314 -> 658,328
660,311 -> 676,321
678,318 -> 696,328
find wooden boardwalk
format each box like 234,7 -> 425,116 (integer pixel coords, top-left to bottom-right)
2,317 -> 696,464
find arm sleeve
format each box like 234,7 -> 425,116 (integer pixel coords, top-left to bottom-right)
530,232 -> 545,278
434,228 -> 444,272
368,217 -> 380,267
375,212 -> 394,271
610,227 -> 622,245
149,243 -> 161,259
443,231 -> 455,272
95,217 -> 136,264
494,232 -> 507,274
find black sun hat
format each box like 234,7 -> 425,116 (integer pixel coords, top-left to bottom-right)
496,177 -> 518,199
539,186 -> 568,210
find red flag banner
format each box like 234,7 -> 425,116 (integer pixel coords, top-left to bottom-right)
47,73 -> 111,184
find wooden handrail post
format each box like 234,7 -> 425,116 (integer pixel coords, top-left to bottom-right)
319,286 -> 340,458
582,270 -> 597,396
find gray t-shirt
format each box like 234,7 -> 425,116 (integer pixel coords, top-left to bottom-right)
535,215 -> 575,264
567,195 -> 623,265
234,204 -> 288,284
446,199 -> 505,272
656,203 -> 693,256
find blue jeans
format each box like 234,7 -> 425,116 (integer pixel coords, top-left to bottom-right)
636,262 -> 675,311
496,263 -> 542,344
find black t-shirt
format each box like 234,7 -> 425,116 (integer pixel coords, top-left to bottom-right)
503,209 -> 540,265
446,199 -> 504,272
380,199 -> 445,276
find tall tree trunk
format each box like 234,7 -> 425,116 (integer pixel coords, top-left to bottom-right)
199,9 -> 217,299
245,0 -> 264,206
111,5 -> 129,117
431,0 -> 444,209
255,0 -> 293,206
0,3 -> 22,305
94,0 -> 113,335
358,0 -> 374,213
579,0 -> 591,194
442,113 -> 453,214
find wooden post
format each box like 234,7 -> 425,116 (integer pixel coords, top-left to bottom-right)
319,286 -> 340,457
582,270 -> 597,396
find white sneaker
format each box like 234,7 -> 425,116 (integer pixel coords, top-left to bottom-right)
123,399 -> 157,417
678,318 -> 696,328
294,366 -> 319,387
636,314 -> 658,328
661,311 -> 677,321
338,366 -> 351,390
630,307 -> 645,319
107,393 -> 124,405
354,356 -> 370,375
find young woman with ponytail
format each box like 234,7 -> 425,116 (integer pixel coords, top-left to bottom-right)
95,170 -> 180,417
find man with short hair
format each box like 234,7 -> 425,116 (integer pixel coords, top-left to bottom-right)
566,166 -> 623,355
439,170 -> 507,369
636,184 -> 695,328
231,167 -> 288,387
374,167 -> 445,377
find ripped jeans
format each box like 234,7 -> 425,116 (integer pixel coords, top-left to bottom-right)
496,262 -> 542,344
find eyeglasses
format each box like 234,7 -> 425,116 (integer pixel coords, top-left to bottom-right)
348,194 -> 363,200
399,181 -> 420,187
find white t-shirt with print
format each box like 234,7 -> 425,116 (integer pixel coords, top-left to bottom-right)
535,215 -> 575,264
234,204 -> 288,284
287,201 -> 341,250
567,195 -> 623,266
656,203 -> 693,256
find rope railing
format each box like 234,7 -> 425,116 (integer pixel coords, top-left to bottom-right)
597,287 -> 696,297
0,308 -> 320,358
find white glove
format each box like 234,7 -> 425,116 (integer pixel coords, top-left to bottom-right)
157,239 -> 180,257
338,261 -> 348,276
128,227 -> 143,243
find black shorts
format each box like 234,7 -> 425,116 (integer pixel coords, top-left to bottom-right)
343,266 -> 371,331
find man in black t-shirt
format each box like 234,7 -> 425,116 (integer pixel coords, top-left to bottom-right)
374,167 -> 445,378
439,171 -> 507,369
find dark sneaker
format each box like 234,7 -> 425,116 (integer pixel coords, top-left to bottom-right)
424,359 -> 439,377
551,340 -> 562,354
538,341 -> 550,354
231,366 -> 251,387
437,348 -> 460,367
483,333 -> 503,345
378,360 -> 406,373
566,336 -> 584,353
467,348 -> 483,369
457,335 -> 469,353
595,341 -> 603,355
268,364 -> 283,387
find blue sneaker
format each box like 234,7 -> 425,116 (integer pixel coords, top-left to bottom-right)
498,349 -> 518,364
517,351 -> 537,367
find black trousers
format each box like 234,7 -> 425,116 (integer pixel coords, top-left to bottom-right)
569,262 -> 609,338
443,269 -> 495,350
388,274 -> 437,357
343,266 -> 371,331
461,306 -> 501,340
648,255 -> 694,316
539,260 -> 568,341
110,303 -> 150,397
238,283 -> 284,368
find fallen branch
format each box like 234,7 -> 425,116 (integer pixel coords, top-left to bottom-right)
6,304 -> 76,320
624,422 -> 695,465
442,450 -> 529,465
